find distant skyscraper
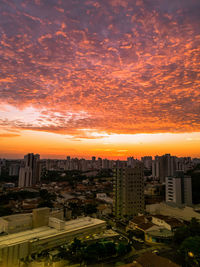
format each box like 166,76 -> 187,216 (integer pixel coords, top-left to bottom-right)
152,154 -> 176,183
127,157 -> 135,167
102,159 -> 109,169
9,164 -> 20,176
18,153 -> 41,187
165,171 -> 192,206
97,157 -> 102,169
141,156 -> 152,170
113,163 -> 144,219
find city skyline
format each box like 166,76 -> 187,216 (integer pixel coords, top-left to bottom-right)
0,0 -> 200,158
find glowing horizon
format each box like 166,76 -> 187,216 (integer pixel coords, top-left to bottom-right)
0,0 -> 200,159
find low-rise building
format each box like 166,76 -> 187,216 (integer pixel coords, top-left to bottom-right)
0,215 -> 106,267
122,252 -> 180,267
127,214 -> 182,244
151,215 -> 183,231
146,202 -> 200,221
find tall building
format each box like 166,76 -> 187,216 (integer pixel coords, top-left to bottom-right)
113,163 -> 144,219
9,164 -> 20,176
165,171 -> 192,206
97,157 -> 102,169
102,158 -> 110,169
152,154 -> 176,183
127,157 -> 135,167
18,153 -> 41,187
141,156 -> 152,170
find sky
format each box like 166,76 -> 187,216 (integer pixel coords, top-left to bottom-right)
0,0 -> 200,159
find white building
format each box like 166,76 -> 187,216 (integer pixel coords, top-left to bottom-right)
166,173 -> 192,206
18,153 -> 41,187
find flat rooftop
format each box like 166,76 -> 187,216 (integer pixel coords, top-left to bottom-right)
1,213 -> 32,222
0,217 -> 105,247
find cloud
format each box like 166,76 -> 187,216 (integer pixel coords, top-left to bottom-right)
0,133 -> 20,138
0,0 -> 200,137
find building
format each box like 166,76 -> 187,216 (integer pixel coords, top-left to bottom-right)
141,156 -> 152,170
151,215 -> 183,231
0,209 -> 106,267
166,171 -> 192,206
127,215 -> 182,244
152,154 -> 176,183
18,153 -> 41,187
113,164 -> 144,219
127,157 -> 135,167
146,202 -> 200,221
9,164 -> 20,176
0,208 -> 63,234
96,193 -> 113,204
122,252 -> 181,267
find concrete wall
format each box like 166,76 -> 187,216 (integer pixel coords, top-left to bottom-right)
0,214 -> 32,234
32,208 -> 50,228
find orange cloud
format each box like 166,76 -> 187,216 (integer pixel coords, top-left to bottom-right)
0,0 -> 199,157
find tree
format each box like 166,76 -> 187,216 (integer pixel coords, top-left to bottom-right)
188,218 -> 200,236
0,206 -> 12,217
179,236 -> 200,266
37,201 -> 53,208
173,218 -> 200,245
104,241 -> 116,256
84,204 -> 97,215
187,164 -> 200,204
173,226 -> 191,244
116,243 -> 127,256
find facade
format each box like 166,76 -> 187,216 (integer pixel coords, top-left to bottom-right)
166,172 -> 192,206
18,153 -> 41,187
113,164 -> 144,219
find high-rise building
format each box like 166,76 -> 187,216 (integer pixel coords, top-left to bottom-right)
165,171 -> 192,206
102,159 -> 110,169
152,154 -> 176,183
141,156 -> 152,170
97,157 -> 102,169
113,163 -> 144,219
9,164 -> 20,176
18,153 -> 41,187
127,157 -> 135,167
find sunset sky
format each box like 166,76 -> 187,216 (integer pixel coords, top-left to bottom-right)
0,0 -> 200,159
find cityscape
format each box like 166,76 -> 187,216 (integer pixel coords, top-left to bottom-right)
0,0 -> 200,267
0,153 -> 200,266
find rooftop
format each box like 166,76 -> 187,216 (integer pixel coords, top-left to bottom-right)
135,252 -> 180,267
1,213 -> 32,222
122,252 -> 181,267
146,226 -> 173,238
152,215 -> 183,227
0,217 -> 105,247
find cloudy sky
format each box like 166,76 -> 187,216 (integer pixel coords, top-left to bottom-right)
0,0 -> 200,158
